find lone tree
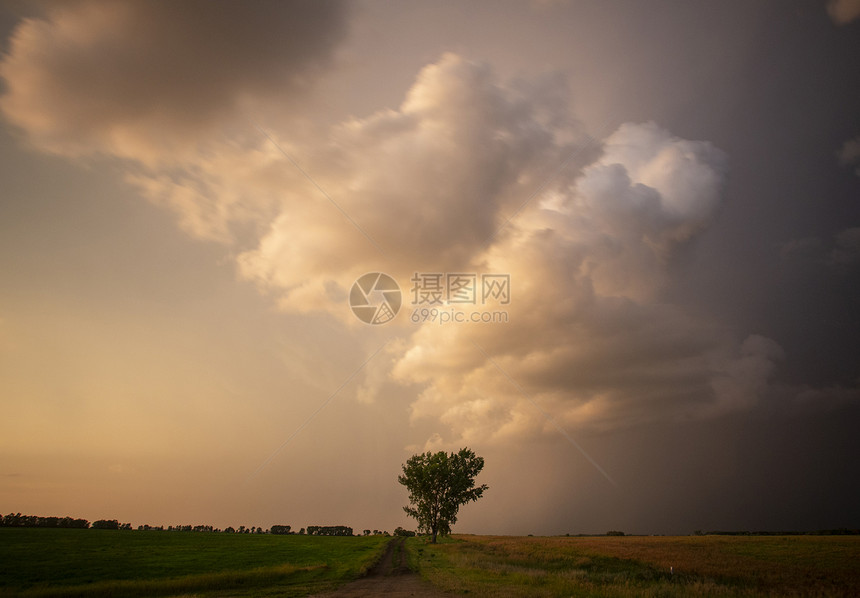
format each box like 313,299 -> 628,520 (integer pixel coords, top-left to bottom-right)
398,447 -> 488,543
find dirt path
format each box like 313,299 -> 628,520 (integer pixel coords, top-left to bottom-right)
308,537 -> 448,597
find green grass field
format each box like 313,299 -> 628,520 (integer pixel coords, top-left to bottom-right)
406,534 -> 860,597
0,528 -> 389,597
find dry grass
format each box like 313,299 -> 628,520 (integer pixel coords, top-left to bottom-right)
406,535 -> 860,597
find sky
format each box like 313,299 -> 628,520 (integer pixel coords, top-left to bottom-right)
0,0 -> 858,536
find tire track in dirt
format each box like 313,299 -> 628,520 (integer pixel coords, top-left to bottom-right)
308,537 -> 447,597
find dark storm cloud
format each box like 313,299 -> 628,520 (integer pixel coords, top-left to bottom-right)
0,0 -> 347,162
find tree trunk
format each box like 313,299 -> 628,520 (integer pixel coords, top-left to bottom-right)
431,527 -> 438,543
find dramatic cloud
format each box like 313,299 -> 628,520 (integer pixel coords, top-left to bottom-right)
0,0 -> 346,164
2,29 -> 846,447
386,115 -> 775,442
827,0 -> 860,24
228,56 -> 789,443
237,53 -> 586,313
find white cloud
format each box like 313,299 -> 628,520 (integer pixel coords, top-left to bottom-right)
237,53 -> 586,315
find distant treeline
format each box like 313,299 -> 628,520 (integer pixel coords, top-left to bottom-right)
693,529 -> 860,536
393,526 -> 416,536
306,525 -> 353,536
1,513 -> 89,528
1,512 -> 408,536
560,529 -> 860,537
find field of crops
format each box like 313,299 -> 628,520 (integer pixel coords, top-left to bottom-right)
0,528 -> 388,597
406,534 -> 860,597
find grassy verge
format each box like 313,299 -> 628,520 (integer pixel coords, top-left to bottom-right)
0,529 -> 390,597
405,534 -> 860,597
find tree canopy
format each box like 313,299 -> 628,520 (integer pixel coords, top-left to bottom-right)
398,447 -> 488,543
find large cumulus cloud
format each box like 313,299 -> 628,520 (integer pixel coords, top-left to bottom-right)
238,53 -> 586,313
387,114 -> 782,441
1,13 -> 828,445
231,55 -> 787,442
